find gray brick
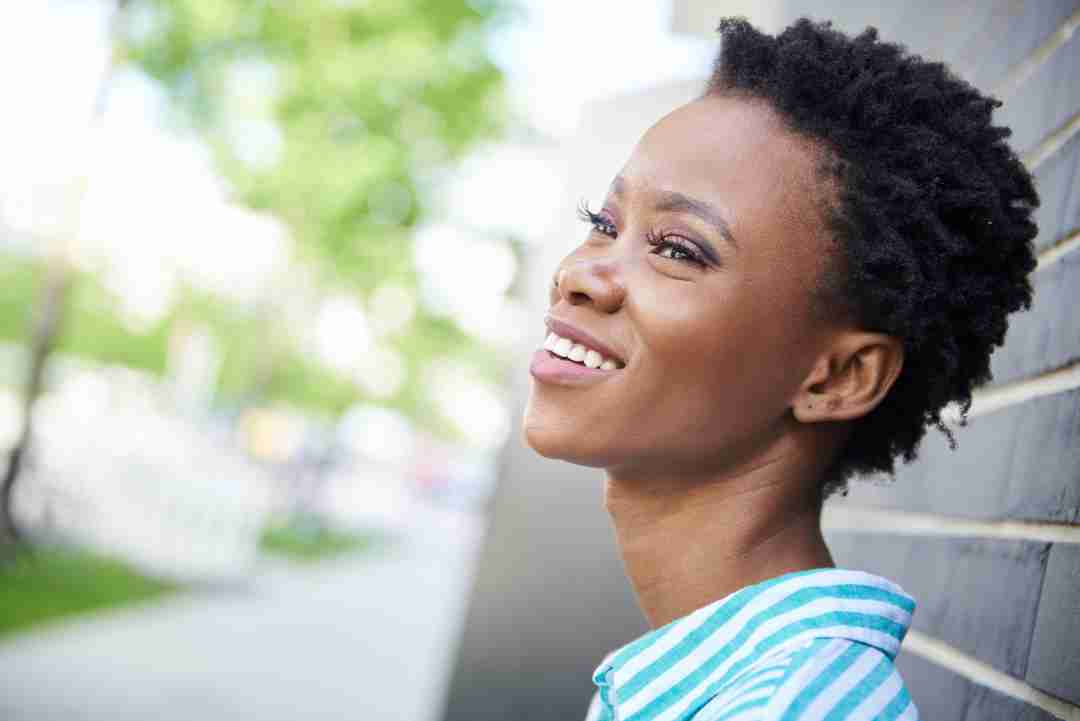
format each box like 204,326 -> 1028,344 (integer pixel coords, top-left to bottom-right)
989,253 -> 1080,385
1030,134 -> 1080,256
1026,543 -> 1080,705
959,0 -> 1080,98
824,534 -> 1049,675
841,388 -> 1080,522
964,684 -> 1064,721
896,651 -> 1061,721
992,10 -> 1080,158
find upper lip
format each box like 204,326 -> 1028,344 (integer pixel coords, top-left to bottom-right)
544,315 -> 626,365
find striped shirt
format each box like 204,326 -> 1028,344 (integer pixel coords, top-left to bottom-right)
583,568 -> 918,721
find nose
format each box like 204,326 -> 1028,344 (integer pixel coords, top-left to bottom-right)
553,257 -> 626,313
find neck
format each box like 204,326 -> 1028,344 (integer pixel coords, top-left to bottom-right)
604,444 -> 835,629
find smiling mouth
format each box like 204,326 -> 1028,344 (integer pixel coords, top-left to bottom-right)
542,332 -> 625,370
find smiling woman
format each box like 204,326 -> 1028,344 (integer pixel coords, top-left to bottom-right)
521,15 -> 1039,721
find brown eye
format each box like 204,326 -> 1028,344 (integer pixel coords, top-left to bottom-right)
647,232 -> 706,267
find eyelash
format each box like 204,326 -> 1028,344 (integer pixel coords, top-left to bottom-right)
576,200 -> 707,267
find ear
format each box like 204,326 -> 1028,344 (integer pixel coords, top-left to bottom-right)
791,331 -> 904,423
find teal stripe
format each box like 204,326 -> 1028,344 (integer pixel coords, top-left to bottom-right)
610,569 -> 863,672
778,643 -> 869,721
720,667 -> 788,704
819,583 -> 915,615
656,613 -> 902,721
611,573 -> 799,670
879,686 -> 913,721
653,638 -> 826,721
714,674 -> 784,713
689,657 -> 792,719
716,660 -> 783,695
713,696 -> 769,721
596,668 -> 615,720
625,605 -> 907,721
773,637 -> 834,688
618,583 -> 910,703
821,655 -> 893,721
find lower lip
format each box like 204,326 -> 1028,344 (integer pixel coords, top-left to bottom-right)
529,349 -> 618,386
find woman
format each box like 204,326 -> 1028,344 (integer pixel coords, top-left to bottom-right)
524,17 -> 1038,721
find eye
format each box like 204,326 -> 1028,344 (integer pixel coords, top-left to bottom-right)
647,231 -> 706,267
576,199 -> 616,238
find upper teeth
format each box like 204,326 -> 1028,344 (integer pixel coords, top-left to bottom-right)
542,332 -> 621,370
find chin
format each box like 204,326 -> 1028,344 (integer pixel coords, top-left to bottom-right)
521,416 -> 611,469
521,417 -> 569,459
522,387 -> 616,467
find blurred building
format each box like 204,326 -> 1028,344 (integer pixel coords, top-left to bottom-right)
445,2 -> 1080,720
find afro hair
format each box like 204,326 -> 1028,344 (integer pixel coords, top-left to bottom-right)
703,17 -> 1040,500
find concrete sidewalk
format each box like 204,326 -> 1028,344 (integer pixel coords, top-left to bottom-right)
0,506 -> 485,721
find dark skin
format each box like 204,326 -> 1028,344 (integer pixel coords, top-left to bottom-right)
522,94 -> 905,628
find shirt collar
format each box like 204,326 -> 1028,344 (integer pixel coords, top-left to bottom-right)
591,568 -> 916,721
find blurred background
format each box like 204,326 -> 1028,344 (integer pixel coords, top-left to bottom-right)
1,2 -> 1077,721
0,1 -> 711,719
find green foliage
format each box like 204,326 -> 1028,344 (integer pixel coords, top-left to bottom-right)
0,545 -> 178,637
121,0 -> 506,288
110,0 -> 511,427
0,252 -> 403,415
0,253 -> 171,376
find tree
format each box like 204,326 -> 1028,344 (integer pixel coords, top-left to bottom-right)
1,0 -> 511,546
119,0 -> 510,414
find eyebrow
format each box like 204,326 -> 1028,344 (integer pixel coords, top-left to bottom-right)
610,175 -> 738,257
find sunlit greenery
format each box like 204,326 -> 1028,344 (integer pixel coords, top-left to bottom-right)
2,0 -> 512,424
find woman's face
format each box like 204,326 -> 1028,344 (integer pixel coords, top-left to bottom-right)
523,94 -> 841,479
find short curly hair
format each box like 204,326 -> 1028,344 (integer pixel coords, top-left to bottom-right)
703,17 -> 1039,500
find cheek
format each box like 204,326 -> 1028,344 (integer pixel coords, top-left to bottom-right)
629,276 -> 810,446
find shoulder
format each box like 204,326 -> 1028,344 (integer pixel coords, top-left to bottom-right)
690,639 -> 919,721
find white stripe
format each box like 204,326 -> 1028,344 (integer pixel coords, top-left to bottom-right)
620,595 -> 909,720
691,643 -> 803,716
847,666 -> 904,720
759,640 -> 853,719
615,570 -> 908,682
800,646 -> 881,720
664,638 -> 855,721
649,628 -> 905,721
722,683 -> 775,709
708,667 -> 788,715
714,647 -> 796,695
615,591 -> 739,680
692,651 -> 798,719
723,707 -> 768,721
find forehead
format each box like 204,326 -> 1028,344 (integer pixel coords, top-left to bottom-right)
618,94 -> 826,245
